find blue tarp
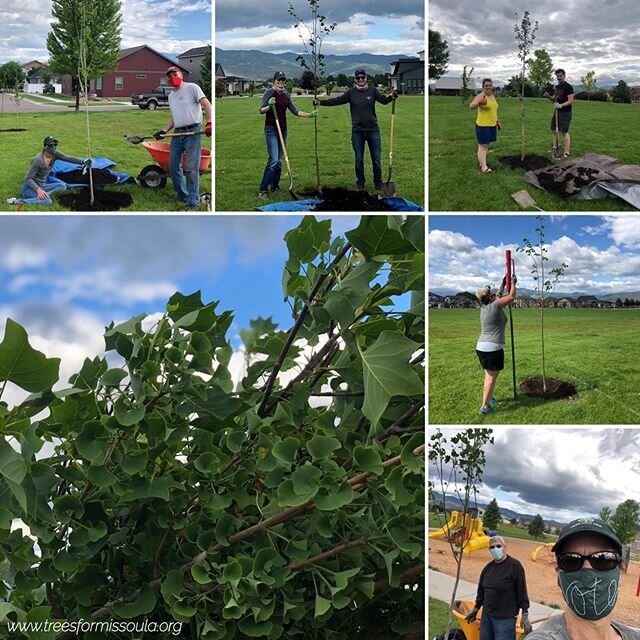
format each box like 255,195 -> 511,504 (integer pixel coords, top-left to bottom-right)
256,197 -> 423,212
48,157 -> 130,187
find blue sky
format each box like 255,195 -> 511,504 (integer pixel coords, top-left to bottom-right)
0,0 -> 211,65
0,215 -> 362,404
429,215 -> 640,295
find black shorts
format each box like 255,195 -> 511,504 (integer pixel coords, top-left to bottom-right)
550,110 -> 572,133
476,349 -> 505,371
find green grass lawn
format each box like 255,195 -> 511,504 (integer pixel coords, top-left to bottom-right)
429,308 -> 640,424
215,95 -> 424,211
0,109 -> 212,212
429,96 -> 640,211
428,597 -> 461,639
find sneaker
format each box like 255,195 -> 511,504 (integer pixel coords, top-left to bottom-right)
5,197 -> 18,204
374,184 -> 384,192
479,406 -> 495,415
489,398 -> 500,408
270,186 -> 281,193
258,191 -> 269,200
356,184 -> 365,191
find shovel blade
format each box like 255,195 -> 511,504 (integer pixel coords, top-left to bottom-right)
511,189 -> 539,210
382,181 -> 396,197
124,135 -> 145,144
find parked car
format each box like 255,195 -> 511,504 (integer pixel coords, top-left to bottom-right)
43,83 -> 56,94
131,86 -> 172,110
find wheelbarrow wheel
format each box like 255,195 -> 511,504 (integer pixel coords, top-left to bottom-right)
434,630 -> 466,640
138,164 -> 167,189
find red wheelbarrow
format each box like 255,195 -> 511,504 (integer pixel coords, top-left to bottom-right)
137,141 -> 211,189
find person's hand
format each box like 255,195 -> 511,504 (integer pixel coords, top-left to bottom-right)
309,110 -> 318,118
497,119 -> 502,130
464,608 -> 478,623
268,97 -> 276,106
521,612 -> 532,634
205,121 -> 212,137
153,130 -> 166,140
36,188 -> 47,200
392,89 -> 399,99
554,102 -> 563,109
512,275 -> 518,284
501,276 -> 507,289
82,158 -> 92,169
543,91 -> 551,98
313,98 -> 321,106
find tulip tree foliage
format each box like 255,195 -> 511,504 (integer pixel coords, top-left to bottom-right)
0,216 -> 425,639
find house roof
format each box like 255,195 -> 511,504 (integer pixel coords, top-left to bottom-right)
119,45 -> 189,73
21,60 -> 44,69
179,46 -> 209,58
435,76 -> 476,90
215,63 -> 225,77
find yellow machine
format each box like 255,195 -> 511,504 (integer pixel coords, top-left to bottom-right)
429,511 -> 491,553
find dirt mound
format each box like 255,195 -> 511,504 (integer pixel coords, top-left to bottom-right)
500,155 -> 552,171
307,187 -> 395,212
58,190 -> 133,211
519,376 -> 577,399
536,167 -> 601,197
58,169 -> 119,185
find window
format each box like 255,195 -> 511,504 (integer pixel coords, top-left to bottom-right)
136,74 -> 147,79
115,76 -> 124,90
96,77 -> 103,90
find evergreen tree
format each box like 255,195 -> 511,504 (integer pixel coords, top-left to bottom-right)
429,29 -> 450,80
528,513 -> 545,537
611,79 -> 632,104
200,45 -> 211,98
611,499 -> 640,544
483,498 -> 501,530
599,505 -> 613,522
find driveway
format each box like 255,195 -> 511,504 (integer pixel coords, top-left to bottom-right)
0,93 -> 136,113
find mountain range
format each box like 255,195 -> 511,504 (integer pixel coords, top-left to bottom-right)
430,288 -> 640,301
215,48 -> 414,81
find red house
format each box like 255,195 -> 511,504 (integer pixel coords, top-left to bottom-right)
61,45 -> 189,98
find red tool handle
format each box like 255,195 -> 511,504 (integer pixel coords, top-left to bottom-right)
505,250 -> 512,289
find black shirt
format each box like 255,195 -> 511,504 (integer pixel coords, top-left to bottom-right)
555,81 -> 574,112
319,86 -> 394,131
474,556 -> 530,618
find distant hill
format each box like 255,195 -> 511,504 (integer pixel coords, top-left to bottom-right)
430,288 -> 640,301
215,47 -> 414,82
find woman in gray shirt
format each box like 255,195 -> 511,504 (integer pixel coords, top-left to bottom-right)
475,276 -> 516,415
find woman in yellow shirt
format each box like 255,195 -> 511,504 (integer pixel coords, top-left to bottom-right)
470,78 -> 502,173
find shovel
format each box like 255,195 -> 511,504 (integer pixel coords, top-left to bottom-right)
553,108 -> 562,159
511,189 -> 545,211
271,104 -> 298,200
382,97 -> 397,197
124,131 -> 205,145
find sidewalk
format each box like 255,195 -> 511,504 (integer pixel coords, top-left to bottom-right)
429,569 -> 560,628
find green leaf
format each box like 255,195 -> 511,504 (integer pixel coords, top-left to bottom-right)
76,421 -> 109,464
100,368 -> 127,387
315,482 -> 355,510
277,480 -> 312,507
172,600 -> 197,619
0,507 -> 13,529
284,216 -> 331,266
190,331 -> 212,353
360,331 -> 423,429
307,435 -> 341,460
25,605 -> 55,640
345,216 -> 415,259
114,396 -> 146,427
384,467 -> 414,506
104,313 -> 146,337
353,446 -> 384,475
401,216 -> 425,252
191,563 -> 210,585
272,437 -> 301,464
314,595 -> 331,618
226,429 -> 246,453
0,319 -> 60,392
238,617 -> 273,638
291,463 -> 322,497
0,438 -> 27,484
87,464 -> 117,487
401,433 -> 424,473
194,452 -> 220,476
121,450 -> 149,475
221,558 -> 243,583
113,585 -> 156,619
53,550 -> 81,573
160,569 -> 184,604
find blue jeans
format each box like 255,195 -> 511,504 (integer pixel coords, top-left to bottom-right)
260,125 -> 287,192
479,614 -> 516,640
169,128 -> 202,206
18,178 -> 67,205
351,129 -> 382,188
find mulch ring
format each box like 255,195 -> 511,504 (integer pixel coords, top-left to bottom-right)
536,167 -> 602,198
500,155 -> 553,171
58,169 -> 119,185
0,128 -> 27,132
57,190 -> 133,211
300,187 -> 395,212
519,376 -> 577,399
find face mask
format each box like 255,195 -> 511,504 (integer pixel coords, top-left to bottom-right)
490,547 -> 504,561
45,145 -> 57,155
169,76 -> 183,88
558,567 -> 620,621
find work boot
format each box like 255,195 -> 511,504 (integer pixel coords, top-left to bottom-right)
258,191 -> 269,200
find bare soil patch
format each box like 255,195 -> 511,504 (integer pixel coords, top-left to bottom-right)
500,155 -> 552,171
58,190 -> 132,211
519,376 -> 577,399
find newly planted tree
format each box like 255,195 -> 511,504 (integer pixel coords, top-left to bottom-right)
288,0 -> 337,192
460,66 -> 474,106
514,11 -> 539,160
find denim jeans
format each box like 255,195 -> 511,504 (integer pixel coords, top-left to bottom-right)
260,125 -> 287,192
169,128 -> 202,207
479,614 -> 516,640
351,129 -> 382,188
18,177 -> 67,205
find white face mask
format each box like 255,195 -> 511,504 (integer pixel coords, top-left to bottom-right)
490,546 -> 504,561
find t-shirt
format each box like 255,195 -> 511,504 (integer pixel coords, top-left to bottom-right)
260,88 -> 300,131
476,95 -> 499,127
168,82 -> 206,128
22,151 -> 84,190
555,81 -> 574,112
477,299 -> 507,348
526,614 -> 640,639
319,86 -> 394,131
474,556 -> 530,618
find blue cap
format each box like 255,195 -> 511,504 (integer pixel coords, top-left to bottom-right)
355,68 -> 367,76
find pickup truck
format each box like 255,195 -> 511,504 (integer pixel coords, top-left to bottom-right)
131,86 -> 172,110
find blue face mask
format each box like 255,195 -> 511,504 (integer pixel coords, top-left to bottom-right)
490,546 -> 504,561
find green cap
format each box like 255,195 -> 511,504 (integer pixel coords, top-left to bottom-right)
551,517 -> 622,553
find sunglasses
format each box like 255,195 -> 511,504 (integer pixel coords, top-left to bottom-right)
556,551 -> 621,572
355,75 -> 366,79
489,544 -> 502,549
276,78 -> 286,81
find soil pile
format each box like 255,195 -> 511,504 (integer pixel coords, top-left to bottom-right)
58,190 -> 133,211
500,155 -> 552,171
309,188 -> 394,212
519,376 -> 577,399
535,167 -> 601,197
58,169 -> 118,185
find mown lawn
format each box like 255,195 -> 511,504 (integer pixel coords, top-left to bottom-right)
0,109 -> 212,212
429,308 -> 640,424
429,96 -> 640,211
215,95 -> 424,211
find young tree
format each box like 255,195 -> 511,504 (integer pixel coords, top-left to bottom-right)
288,0 -> 337,192
200,45 -> 212,98
215,78 -> 226,98
429,29 -> 450,80
581,70 -> 597,100
517,216 -> 568,392
611,79 -> 632,103
599,505 -> 613,522
514,11 -> 539,160
526,48 -> 553,96
429,429 -> 494,640
611,499 -> 640,543
528,514 -> 545,538
460,65 -> 474,105
484,498 -> 502,530
47,0 -> 122,111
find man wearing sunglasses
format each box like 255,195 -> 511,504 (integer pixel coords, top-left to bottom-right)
526,518 -> 639,639
465,535 -> 532,639
313,68 -> 397,192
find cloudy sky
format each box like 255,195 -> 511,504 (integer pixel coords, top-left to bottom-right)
0,0 -> 211,65
215,0 -> 424,56
0,215 -> 361,408
429,428 -> 640,523
429,0 -> 640,86
429,215 -> 640,295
